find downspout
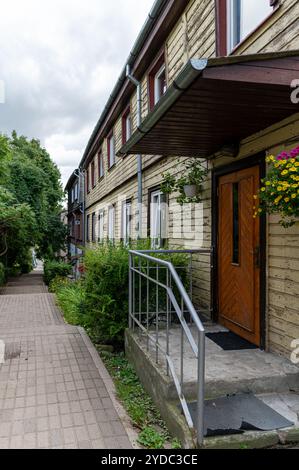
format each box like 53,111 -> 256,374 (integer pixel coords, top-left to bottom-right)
126,65 -> 143,240
74,168 -> 85,246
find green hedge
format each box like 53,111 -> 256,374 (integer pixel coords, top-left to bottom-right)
43,260 -> 72,285
51,242 -> 189,348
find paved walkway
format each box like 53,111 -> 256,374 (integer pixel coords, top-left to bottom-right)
0,269 -> 134,449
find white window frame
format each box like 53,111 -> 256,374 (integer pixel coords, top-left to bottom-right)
122,201 -> 131,245
150,190 -> 167,249
125,113 -> 132,142
74,182 -> 79,201
227,0 -> 273,53
108,205 -> 115,241
154,64 -> 166,105
98,210 -> 104,243
98,152 -> 104,178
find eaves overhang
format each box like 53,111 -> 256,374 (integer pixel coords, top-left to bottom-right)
118,50 -> 299,158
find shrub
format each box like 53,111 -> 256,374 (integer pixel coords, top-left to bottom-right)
0,262 -> 5,286
43,260 -> 72,285
48,275 -> 70,294
56,282 -> 86,326
83,244 -> 129,346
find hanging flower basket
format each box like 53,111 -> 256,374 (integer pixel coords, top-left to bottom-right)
254,146 -> 299,228
161,158 -> 208,205
183,184 -> 199,198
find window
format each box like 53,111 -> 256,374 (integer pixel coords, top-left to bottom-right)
92,212 -> 96,242
122,107 -> 132,144
232,183 -> 239,264
98,151 -> 104,179
91,161 -> 95,188
86,167 -> 90,193
122,200 -> 132,245
86,214 -> 90,242
71,188 -> 75,203
74,182 -> 79,201
150,190 -> 167,249
108,205 -> 115,241
98,211 -> 104,243
149,55 -> 167,110
216,0 -> 276,55
107,133 -> 115,169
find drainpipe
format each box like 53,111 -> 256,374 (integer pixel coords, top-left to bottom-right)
126,64 -> 143,240
74,168 -> 85,247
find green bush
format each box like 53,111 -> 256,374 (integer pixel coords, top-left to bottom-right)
43,260 -> 72,285
83,244 -> 129,346
0,262 -> 5,286
56,282 -> 86,326
48,275 -> 70,293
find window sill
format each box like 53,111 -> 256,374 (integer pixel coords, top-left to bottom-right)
108,163 -> 116,172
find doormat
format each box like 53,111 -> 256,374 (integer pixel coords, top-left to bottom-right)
186,393 -> 293,437
206,331 -> 259,350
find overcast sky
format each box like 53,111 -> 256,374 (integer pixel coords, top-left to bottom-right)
0,0 -> 154,187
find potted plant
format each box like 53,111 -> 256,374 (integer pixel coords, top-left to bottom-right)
254,146 -> 299,228
161,158 -> 208,205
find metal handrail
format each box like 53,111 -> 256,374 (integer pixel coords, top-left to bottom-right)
128,249 -> 209,446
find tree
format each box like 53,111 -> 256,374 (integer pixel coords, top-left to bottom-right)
0,132 -> 67,273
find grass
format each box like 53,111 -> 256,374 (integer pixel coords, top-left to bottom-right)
99,350 -> 181,449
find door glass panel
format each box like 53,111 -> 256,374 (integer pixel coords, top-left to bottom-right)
232,182 -> 239,264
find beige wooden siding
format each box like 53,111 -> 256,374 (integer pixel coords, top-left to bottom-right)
83,0 -> 299,359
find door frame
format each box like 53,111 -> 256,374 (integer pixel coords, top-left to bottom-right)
211,153 -> 267,349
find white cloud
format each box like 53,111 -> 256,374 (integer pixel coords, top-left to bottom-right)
0,0 -> 154,187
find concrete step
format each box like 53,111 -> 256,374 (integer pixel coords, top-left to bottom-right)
125,328 -> 299,448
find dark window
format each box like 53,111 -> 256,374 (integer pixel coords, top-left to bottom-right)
107,132 -> 115,168
86,167 -> 90,193
98,151 -> 104,178
91,161 -> 95,188
232,182 -> 239,264
86,215 -> 90,242
92,212 -> 96,242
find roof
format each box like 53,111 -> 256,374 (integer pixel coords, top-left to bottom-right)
118,50 -> 299,158
78,0 -> 189,169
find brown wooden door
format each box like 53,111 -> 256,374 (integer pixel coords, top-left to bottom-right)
218,165 -> 261,346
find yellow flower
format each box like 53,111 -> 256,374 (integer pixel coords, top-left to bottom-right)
289,167 -> 297,172
281,170 -> 289,176
292,194 -> 297,199
284,197 -> 290,203
277,187 -> 283,191
265,181 -> 271,186
261,187 -> 266,192
275,196 -> 282,204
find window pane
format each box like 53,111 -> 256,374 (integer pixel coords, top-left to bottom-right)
241,0 -> 272,39
232,183 -> 239,264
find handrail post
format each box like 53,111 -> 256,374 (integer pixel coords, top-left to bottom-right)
197,330 -> 205,446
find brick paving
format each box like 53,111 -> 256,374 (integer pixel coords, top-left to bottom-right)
0,270 -> 133,449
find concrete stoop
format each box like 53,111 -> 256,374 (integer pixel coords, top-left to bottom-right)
125,329 -> 299,449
